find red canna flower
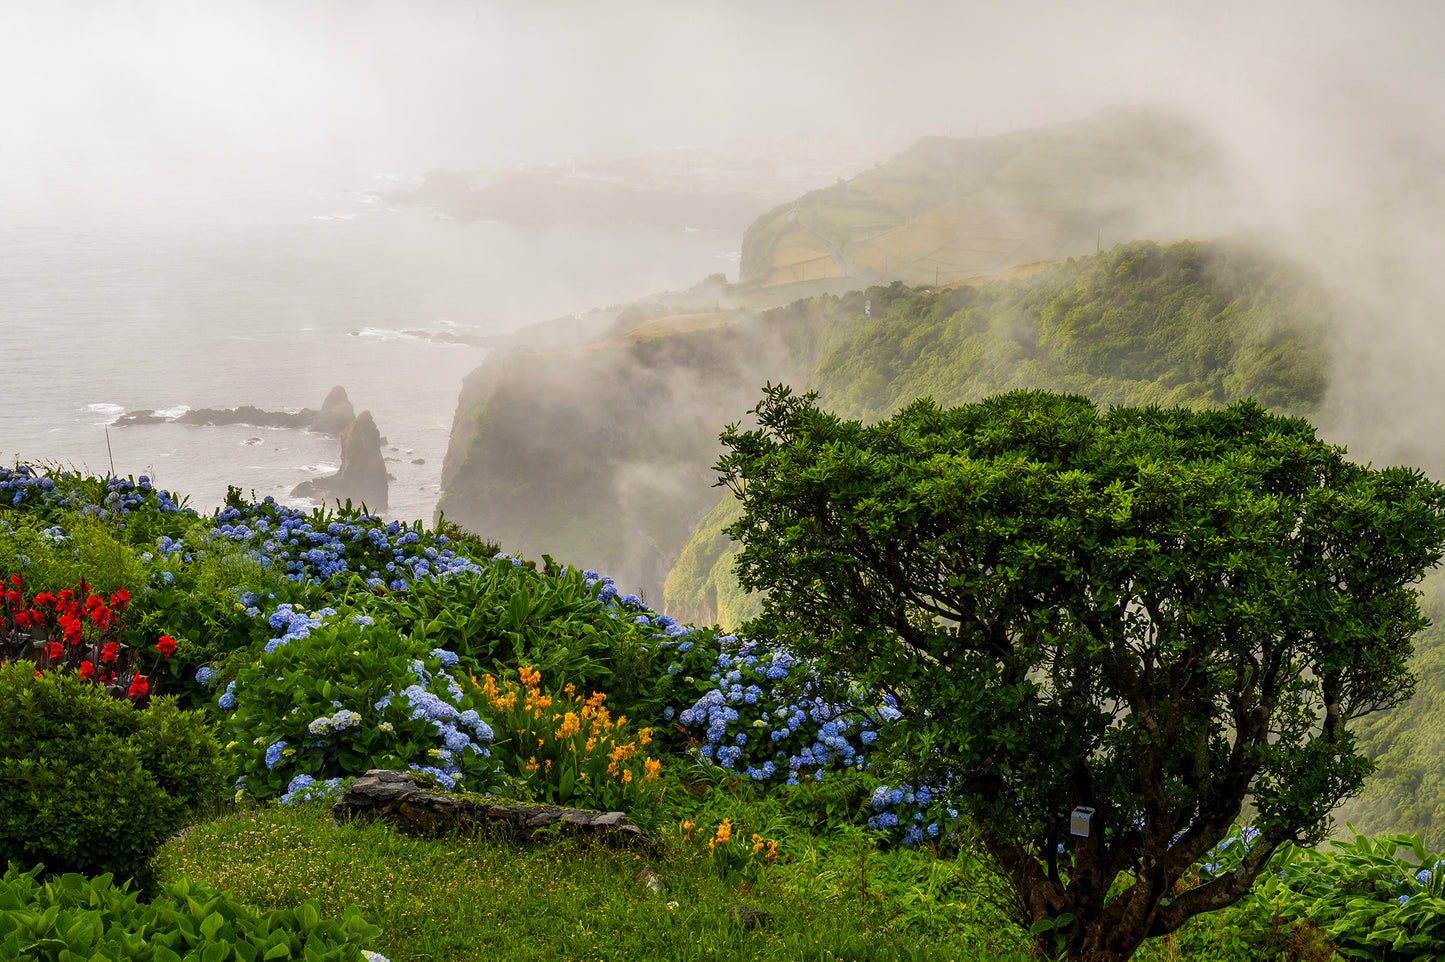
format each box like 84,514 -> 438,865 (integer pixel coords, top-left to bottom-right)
32,593 -> 53,609
14,611 -> 31,629
78,661 -> 95,679
8,574 -> 21,589
110,589 -> 130,613
57,590 -> 73,604
127,675 -> 148,698
4,590 -> 19,606
155,635 -> 177,658
45,641 -> 62,661
34,669 -> 42,678
100,642 -> 120,663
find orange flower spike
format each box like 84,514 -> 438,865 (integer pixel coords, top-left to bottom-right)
564,682 -> 577,698
752,834 -> 764,855
715,819 -> 732,845
766,840 -> 778,860
621,769 -> 633,784
638,728 -> 652,747
644,758 -> 661,781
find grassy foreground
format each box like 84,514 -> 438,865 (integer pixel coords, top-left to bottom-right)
160,792 -> 1232,962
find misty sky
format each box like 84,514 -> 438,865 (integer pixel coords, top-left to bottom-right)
3,0 -> 1442,209
5,1 -> 1445,462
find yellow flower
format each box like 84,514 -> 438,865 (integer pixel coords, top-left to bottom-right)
622,769 -> 633,783
526,757 -> 541,773
518,665 -> 541,689
715,819 -> 732,845
644,758 -> 661,781
555,712 -> 581,739
638,728 -> 652,747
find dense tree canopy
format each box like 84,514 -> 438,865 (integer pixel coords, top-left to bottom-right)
717,385 -> 1445,962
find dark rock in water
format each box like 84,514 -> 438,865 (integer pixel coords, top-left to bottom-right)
411,458 -> 425,465
112,409 -> 168,426
311,386 -> 355,434
175,405 -> 316,429
291,410 -> 389,511
114,386 -> 354,435
244,437 -> 261,446
332,769 -> 657,850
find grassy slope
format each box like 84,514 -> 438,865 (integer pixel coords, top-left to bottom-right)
737,106 -> 1222,291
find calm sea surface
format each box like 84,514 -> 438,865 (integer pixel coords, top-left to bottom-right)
0,191 -> 739,522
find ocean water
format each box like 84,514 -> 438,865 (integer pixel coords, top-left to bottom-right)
1,192 -> 740,523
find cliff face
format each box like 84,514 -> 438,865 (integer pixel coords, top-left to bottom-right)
435,302 -> 827,602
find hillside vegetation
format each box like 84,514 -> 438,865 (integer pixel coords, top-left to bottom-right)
5,461 -> 1445,961
664,239 -> 1333,627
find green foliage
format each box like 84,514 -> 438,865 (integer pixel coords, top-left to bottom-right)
361,558 -> 695,732
130,530 -> 288,659
0,664 -> 224,889
366,561 -> 631,692
222,618 -> 499,797
814,240 -> 1332,421
717,384 -> 1445,961
1182,830 -> 1445,960
0,515 -> 147,600
223,617 -> 500,800
0,863 -> 381,962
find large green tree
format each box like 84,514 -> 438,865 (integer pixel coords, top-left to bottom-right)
717,385 -> 1445,962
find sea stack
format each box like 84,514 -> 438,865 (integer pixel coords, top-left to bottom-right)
291,410 -> 390,512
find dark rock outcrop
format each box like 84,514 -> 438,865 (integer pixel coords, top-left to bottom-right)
331,770 -> 657,849
114,386 -> 357,435
291,411 -> 389,511
724,906 -> 774,931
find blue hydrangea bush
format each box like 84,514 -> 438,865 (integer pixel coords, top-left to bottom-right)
221,615 -> 499,800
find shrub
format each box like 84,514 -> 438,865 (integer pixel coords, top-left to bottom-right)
0,663 -> 224,889
223,616 -> 500,799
